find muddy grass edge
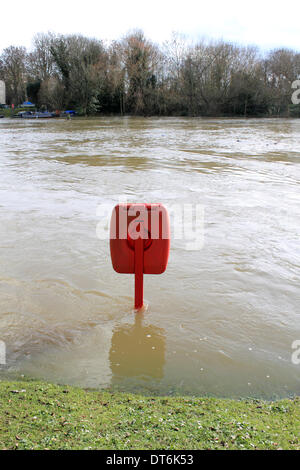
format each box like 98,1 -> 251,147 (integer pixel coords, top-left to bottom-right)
0,379 -> 299,450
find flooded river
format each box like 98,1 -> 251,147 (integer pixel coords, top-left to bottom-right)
0,116 -> 299,398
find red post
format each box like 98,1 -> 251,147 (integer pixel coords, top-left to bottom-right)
134,235 -> 144,310
110,203 -> 170,311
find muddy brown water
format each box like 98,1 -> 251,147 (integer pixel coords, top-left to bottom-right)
0,116 -> 299,398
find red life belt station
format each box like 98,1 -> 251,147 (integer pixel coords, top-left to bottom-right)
110,203 -> 170,310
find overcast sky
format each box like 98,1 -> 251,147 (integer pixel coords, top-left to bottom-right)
1,0 -> 300,52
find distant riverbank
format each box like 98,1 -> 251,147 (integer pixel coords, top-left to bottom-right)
1,108 -> 300,119
0,379 -> 299,450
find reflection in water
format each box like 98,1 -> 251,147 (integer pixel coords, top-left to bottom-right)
109,315 -> 166,382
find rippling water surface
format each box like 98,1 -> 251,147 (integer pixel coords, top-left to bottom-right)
0,116 -> 299,398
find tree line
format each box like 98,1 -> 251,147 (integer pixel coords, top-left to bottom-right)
1,31 -> 300,117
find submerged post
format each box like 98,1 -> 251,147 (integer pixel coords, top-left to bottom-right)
134,235 -> 144,309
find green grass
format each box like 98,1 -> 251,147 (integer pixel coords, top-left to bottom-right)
0,379 -> 299,450
0,108 -> 14,117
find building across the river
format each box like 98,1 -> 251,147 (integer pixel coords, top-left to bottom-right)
0,81 -> 5,104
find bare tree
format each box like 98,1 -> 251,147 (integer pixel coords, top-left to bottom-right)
27,32 -> 56,81
264,49 -> 300,115
0,46 -> 27,104
50,34 -> 106,113
120,30 -> 160,115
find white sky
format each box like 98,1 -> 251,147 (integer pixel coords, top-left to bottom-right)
1,0 -> 300,52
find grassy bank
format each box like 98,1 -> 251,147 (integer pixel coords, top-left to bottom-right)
0,108 -> 14,117
0,380 -> 299,450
